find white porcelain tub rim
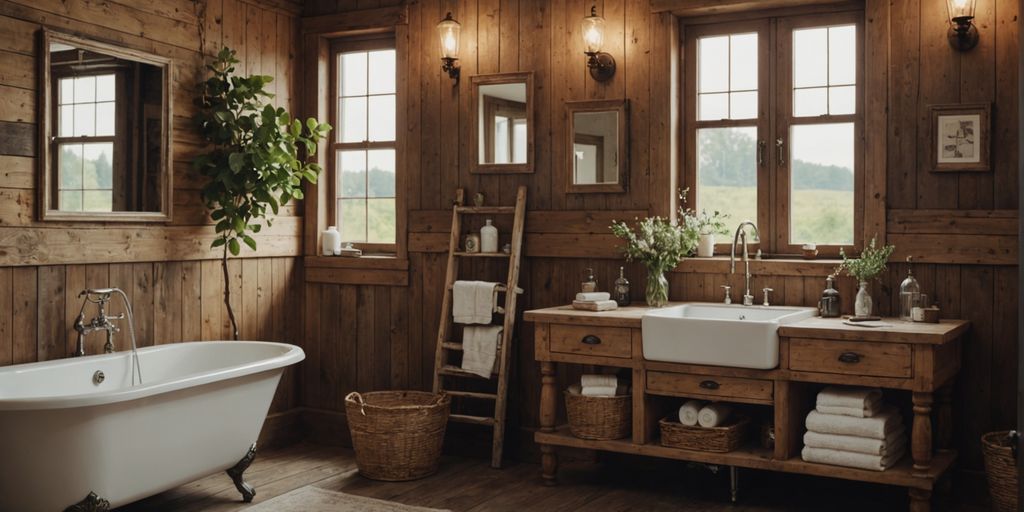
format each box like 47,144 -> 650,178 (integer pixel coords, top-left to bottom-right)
0,341 -> 304,411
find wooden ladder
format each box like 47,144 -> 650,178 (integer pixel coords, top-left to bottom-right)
431,186 -> 527,469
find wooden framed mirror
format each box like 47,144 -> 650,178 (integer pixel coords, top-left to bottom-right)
471,72 -> 534,174
567,99 -> 627,193
38,29 -> 173,222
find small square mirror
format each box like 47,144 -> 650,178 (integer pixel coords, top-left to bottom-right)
471,72 -> 534,174
567,99 -> 627,193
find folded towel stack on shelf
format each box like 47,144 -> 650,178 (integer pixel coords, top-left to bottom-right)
801,386 -> 907,471
569,374 -> 630,397
572,292 -> 618,312
677,399 -> 733,428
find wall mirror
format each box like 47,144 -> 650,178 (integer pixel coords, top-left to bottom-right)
567,99 -> 627,193
471,72 -> 534,174
38,29 -> 172,222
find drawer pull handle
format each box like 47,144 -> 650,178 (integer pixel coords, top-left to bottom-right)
838,352 -> 862,364
699,380 -> 720,390
581,335 -> 602,345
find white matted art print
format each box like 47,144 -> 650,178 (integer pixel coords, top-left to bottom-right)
928,103 -> 990,172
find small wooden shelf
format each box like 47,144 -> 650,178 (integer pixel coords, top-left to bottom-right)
454,252 -> 511,258
535,426 -> 954,490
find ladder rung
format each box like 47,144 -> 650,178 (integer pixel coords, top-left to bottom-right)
444,390 -> 498,400
439,364 -> 496,378
453,252 -> 511,258
449,413 -> 497,426
455,206 -> 515,214
441,342 -> 464,351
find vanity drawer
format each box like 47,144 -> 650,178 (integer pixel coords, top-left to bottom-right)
788,339 -> 913,378
549,324 -> 632,359
646,371 -> 773,403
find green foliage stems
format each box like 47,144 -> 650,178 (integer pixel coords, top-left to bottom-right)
193,47 -> 332,339
835,236 -> 896,283
678,188 -> 730,236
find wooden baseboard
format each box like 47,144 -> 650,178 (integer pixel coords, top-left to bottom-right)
257,409 -> 304,450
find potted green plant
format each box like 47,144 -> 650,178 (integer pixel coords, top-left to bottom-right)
678,189 -> 729,258
193,48 -> 332,339
611,213 -> 698,307
835,236 -> 895,318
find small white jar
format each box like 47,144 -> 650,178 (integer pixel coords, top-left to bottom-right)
322,226 -> 341,256
480,219 -> 498,253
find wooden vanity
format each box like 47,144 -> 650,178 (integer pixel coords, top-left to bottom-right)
524,304 -> 969,511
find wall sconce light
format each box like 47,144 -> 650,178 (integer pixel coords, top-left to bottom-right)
946,0 -> 979,51
437,12 -> 461,85
581,6 -> 616,82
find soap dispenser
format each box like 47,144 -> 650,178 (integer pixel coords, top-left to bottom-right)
480,219 -> 498,253
899,257 -> 921,322
818,275 -> 841,318
613,267 -> 631,306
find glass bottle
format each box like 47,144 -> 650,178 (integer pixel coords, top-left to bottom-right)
581,268 -> 597,293
899,259 -> 920,322
818,275 -> 841,318
613,267 -> 630,306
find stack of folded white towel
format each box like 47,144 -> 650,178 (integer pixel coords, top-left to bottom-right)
678,399 -> 733,428
801,386 -> 907,471
570,374 -> 630,397
572,292 -> 618,312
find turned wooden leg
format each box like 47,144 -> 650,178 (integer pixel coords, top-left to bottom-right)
912,392 -> 934,473
908,488 -> 931,512
935,383 -> 954,451
539,361 -> 559,485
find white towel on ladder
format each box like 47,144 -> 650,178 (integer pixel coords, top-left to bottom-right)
453,281 -> 497,324
461,326 -> 503,377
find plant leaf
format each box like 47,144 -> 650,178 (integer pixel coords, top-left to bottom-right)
228,238 -> 241,256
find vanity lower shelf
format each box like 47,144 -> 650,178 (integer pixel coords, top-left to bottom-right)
535,426 -> 955,490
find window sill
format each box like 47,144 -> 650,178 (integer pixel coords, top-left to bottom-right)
673,256 -> 842,277
304,255 -> 409,286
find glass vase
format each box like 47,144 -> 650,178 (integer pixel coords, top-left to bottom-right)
855,280 -> 873,317
645,268 -> 669,308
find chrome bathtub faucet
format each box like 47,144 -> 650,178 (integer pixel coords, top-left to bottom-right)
72,287 -> 143,385
730,221 -> 760,306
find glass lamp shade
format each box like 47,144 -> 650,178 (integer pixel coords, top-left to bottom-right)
437,13 -> 461,59
946,0 -> 976,20
581,11 -> 605,54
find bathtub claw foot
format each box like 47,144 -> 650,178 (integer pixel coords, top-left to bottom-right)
227,443 -> 257,502
64,492 -> 110,512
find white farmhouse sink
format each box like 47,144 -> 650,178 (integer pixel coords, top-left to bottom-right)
641,303 -> 817,369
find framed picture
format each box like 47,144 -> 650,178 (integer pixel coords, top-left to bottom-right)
928,103 -> 991,172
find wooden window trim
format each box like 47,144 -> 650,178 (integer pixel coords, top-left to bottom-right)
681,9 -> 865,258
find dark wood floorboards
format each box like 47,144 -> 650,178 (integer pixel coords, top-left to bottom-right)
116,442 -> 986,511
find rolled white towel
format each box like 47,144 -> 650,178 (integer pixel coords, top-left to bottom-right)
678,399 -> 706,426
581,374 -> 619,388
803,425 -> 907,456
801,444 -> 906,471
576,292 -> 611,302
581,385 -> 629,397
817,395 -> 882,418
805,406 -> 902,439
816,386 -> 883,410
697,403 -> 732,428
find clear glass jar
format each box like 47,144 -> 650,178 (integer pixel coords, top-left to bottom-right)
899,268 -> 920,322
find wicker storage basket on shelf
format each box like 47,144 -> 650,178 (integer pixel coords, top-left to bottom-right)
344,391 -> 451,481
564,389 -> 631,440
982,431 -> 1019,512
659,416 -> 750,453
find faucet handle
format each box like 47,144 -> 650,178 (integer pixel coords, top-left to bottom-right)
762,287 -> 774,307
720,285 -> 732,305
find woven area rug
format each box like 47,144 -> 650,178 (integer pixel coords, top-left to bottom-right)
243,486 -> 450,512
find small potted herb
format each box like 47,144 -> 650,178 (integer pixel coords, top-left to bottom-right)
678,189 -> 728,257
835,236 -> 895,317
611,214 -> 698,307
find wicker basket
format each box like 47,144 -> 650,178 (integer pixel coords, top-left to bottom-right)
982,431 -> 1019,512
564,389 -> 631,440
659,416 -> 750,453
344,391 -> 451,481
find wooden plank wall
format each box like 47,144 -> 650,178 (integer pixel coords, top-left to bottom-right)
300,0 -> 1019,482
0,0 -> 306,414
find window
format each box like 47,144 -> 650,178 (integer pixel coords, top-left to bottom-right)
684,11 -> 863,255
53,73 -> 118,212
332,38 -> 397,250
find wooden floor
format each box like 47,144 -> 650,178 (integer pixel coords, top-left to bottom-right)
116,442 -> 986,512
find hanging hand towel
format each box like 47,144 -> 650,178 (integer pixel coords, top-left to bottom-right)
581,374 -> 619,388
805,406 -> 902,439
453,280 -> 497,324
678,400 -> 706,426
461,325 -> 503,377
575,292 -> 611,302
803,425 -> 907,456
697,403 -> 733,428
801,445 -> 906,471
816,386 -> 883,410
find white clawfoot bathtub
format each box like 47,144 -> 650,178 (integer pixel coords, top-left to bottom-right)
0,341 -> 304,512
